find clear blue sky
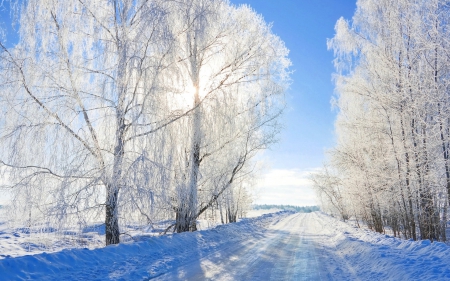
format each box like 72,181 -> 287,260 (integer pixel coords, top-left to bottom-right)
230,0 -> 356,171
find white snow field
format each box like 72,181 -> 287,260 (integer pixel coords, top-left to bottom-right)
1,212 -> 450,280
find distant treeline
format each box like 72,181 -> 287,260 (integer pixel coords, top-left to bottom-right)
252,205 -> 320,213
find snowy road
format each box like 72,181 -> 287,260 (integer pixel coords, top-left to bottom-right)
2,212 -> 450,280
153,213 -> 321,280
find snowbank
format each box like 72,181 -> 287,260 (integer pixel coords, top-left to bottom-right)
0,212 -> 292,280
311,212 -> 450,280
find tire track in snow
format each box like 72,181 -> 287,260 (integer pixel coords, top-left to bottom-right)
152,213 -> 322,281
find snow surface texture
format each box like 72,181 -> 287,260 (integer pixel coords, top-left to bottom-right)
1,212 -> 450,280
0,216 -> 219,259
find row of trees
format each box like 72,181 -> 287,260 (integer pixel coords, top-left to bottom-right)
314,0 -> 450,241
0,0 -> 290,245
252,204 -> 319,213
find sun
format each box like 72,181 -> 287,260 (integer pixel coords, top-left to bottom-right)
185,83 -> 198,99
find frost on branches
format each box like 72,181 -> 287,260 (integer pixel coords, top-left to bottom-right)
317,0 -> 450,241
0,0 -> 290,245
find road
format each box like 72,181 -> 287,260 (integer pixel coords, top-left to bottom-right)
152,213 -> 323,280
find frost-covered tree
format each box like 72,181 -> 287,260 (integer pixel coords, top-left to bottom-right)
162,0 -> 289,233
311,166 -> 348,221
326,0 -> 450,241
0,0 -> 289,245
0,0 -> 190,245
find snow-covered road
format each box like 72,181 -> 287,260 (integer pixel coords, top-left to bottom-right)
153,213 -> 321,280
2,212 -> 450,280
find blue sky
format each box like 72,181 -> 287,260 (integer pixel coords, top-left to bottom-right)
0,0 -> 357,206
230,0 -> 356,170
229,0 -> 357,205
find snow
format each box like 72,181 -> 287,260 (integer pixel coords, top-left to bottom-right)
1,212 -> 450,280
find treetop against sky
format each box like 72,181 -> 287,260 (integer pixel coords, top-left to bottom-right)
0,0 -> 357,209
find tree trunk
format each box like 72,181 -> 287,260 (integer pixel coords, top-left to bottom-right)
442,201 -> 447,242
219,200 -> 224,224
400,113 -> 416,240
175,207 -> 197,232
105,184 -> 120,245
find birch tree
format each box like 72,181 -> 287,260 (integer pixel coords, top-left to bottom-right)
326,0 -> 450,241
0,0 -> 179,245
166,0 -> 289,233
0,0 -> 290,244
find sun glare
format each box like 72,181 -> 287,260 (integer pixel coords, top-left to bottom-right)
186,83 -> 198,97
